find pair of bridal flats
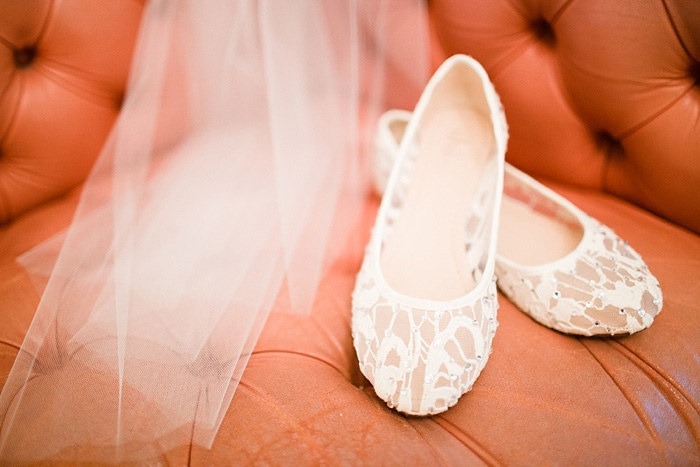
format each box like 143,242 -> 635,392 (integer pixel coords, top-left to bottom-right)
351,55 -> 662,416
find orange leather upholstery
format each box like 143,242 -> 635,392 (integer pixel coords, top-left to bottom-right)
0,0 -> 143,223
431,0 -> 700,234
1,1 -> 699,464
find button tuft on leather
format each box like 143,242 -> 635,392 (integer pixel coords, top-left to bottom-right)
595,131 -> 624,159
689,60 -> 700,86
530,18 -> 556,47
13,47 -> 37,68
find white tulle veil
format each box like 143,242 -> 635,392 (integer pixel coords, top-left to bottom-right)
0,0 -> 428,462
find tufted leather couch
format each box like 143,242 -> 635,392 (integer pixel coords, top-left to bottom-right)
1,0 -> 699,464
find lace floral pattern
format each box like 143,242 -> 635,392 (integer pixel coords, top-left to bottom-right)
496,220 -> 662,336
352,252 -> 498,415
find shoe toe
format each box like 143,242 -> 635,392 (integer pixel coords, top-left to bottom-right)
497,223 -> 662,336
352,282 -> 498,415
581,226 -> 662,335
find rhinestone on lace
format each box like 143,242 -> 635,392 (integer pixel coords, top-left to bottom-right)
553,291 -> 561,299
637,309 -> 646,317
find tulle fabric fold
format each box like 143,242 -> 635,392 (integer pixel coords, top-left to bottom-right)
0,0 -> 427,462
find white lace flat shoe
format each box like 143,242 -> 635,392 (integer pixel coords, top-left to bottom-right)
351,55 -> 508,416
374,110 -> 662,337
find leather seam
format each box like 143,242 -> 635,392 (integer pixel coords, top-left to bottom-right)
0,167 -> 12,223
616,82 -> 698,141
550,0 -> 577,25
578,337 -> 668,461
0,69 -> 23,143
34,0 -> 56,49
0,35 -> 13,51
404,419 -> 454,466
235,378 -> 329,459
431,415 -> 501,466
0,66 -> 16,106
0,74 -> 26,223
660,0 -> 696,61
251,349 -> 349,379
0,340 -> 20,351
608,338 -> 700,425
604,338 -> 700,460
458,384 -> 651,442
247,351 -> 454,463
31,64 -> 121,110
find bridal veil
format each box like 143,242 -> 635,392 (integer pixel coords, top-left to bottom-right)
0,0 -> 428,462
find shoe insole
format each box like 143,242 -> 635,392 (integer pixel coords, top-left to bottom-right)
498,196 -> 582,266
381,108 -> 494,301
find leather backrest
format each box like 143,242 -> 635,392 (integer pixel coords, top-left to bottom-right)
431,0 -> 700,233
0,0 -> 143,223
